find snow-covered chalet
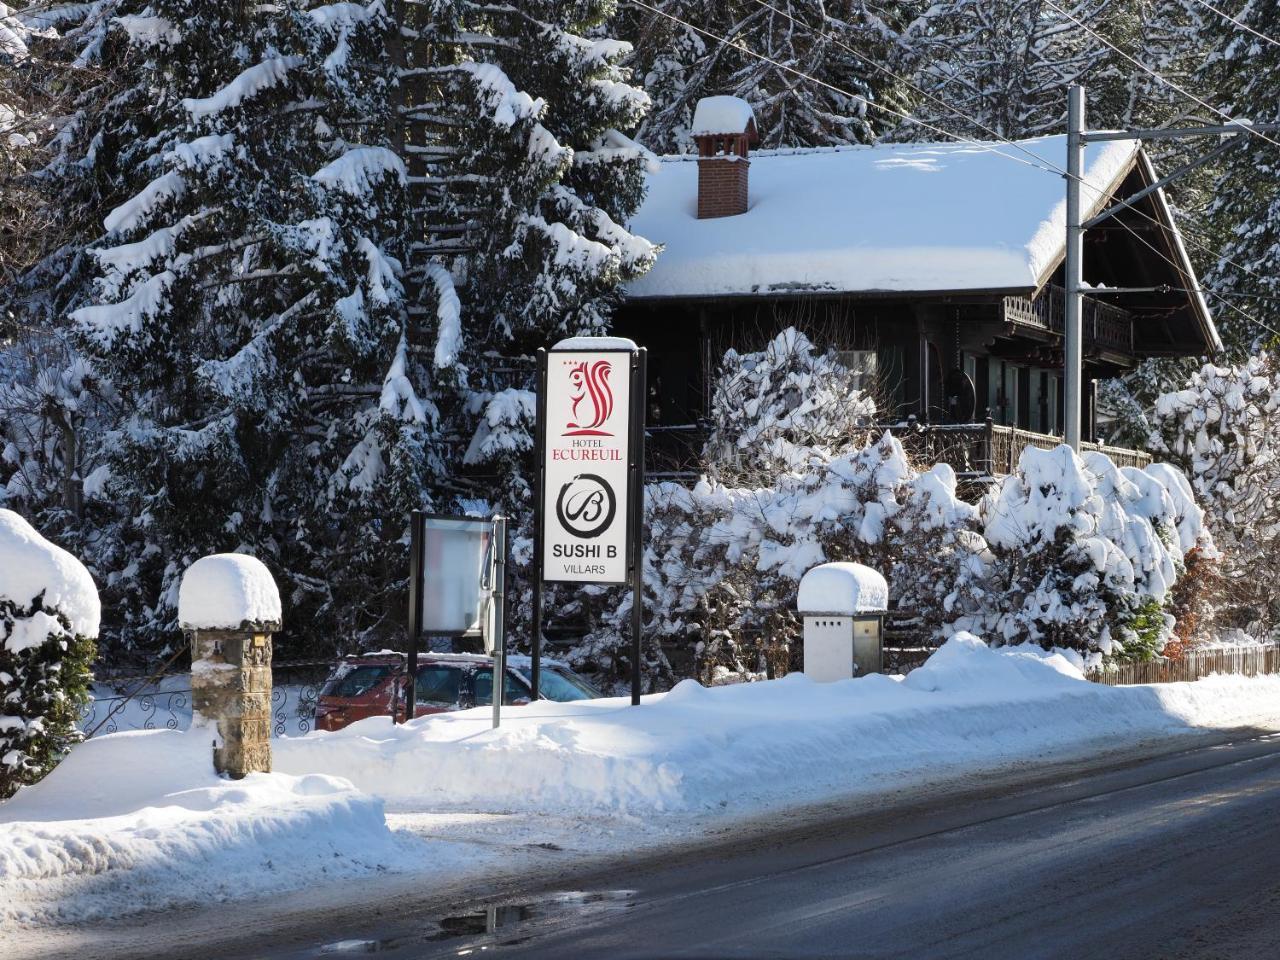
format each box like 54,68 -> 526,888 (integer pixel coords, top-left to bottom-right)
617,96 -> 1221,479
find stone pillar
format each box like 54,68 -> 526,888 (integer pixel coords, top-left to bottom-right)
190,625 -> 276,778
178,552 -> 282,779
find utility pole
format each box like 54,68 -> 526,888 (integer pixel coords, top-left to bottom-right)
1062,86 -> 1280,452
1064,85 -> 1085,452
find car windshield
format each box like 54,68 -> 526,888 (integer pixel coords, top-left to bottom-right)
321,664 -> 393,699
415,665 -> 462,708
472,668 -> 531,706
539,667 -> 600,702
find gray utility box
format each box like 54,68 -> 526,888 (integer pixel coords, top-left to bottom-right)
797,562 -> 888,682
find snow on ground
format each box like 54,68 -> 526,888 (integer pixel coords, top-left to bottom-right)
0,729 -> 418,927
3,635 -> 1279,931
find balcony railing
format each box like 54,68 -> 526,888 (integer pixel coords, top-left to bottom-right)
646,420 -> 1151,481
1002,284 -> 1135,356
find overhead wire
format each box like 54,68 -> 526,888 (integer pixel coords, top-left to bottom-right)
1041,0 -> 1280,152
1188,0 -> 1280,50
625,0 -> 1062,176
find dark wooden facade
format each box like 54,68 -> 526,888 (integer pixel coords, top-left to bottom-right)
616,159 -> 1217,478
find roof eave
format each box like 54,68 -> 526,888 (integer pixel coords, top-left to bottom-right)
1135,152 -> 1222,355
622,285 -> 1039,306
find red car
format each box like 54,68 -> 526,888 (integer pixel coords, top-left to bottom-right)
313,651 -> 602,731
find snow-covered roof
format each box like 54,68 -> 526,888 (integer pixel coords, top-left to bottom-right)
626,135 -> 1143,300
690,96 -> 756,137
178,553 -> 282,631
797,562 -> 889,615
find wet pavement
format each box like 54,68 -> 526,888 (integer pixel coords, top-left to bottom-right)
274,733 -> 1280,960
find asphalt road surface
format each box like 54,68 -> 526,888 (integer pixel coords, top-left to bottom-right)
264,731 -> 1280,960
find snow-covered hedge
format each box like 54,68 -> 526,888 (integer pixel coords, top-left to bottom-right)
621,436 -> 1208,678
565,332 -> 1211,681
971,446 -> 1210,664
1,509 -> 99,799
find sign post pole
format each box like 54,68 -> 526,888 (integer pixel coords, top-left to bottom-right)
491,515 -> 508,730
531,349 -> 548,701
404,509 -> 424,723
630,349 -> 647,706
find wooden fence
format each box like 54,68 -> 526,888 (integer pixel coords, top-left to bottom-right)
1086,643 -> 1280,686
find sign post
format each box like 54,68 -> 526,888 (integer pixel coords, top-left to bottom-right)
403,512 -> 494,722
489,515 -> 508,730
533,338 -> 646,705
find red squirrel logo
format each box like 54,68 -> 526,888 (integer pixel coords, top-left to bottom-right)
564,359 -> 614,436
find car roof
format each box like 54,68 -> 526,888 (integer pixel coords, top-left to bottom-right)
336,651 -> 573,670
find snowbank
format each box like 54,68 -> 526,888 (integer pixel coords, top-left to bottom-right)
275,636 -> 1280,817
0,509 -> 100,638
177,553 -> 281,630
0,729 -> 410,926
6,637 -> 1278,930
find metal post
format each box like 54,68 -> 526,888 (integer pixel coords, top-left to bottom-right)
404,510 -> 424,722
530,349 -> 548,701
1064,84 -> 1085,452
630,348 -> 648,706
491,515 -> 508,730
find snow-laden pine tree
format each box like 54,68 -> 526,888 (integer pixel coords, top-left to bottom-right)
401,0 -> 657,670
1199,0 -> 1280,354
0,3 -> 130,586
66,2 -> 440,656
616,0 -> 914,153
1095,0 -> 1264,450
897,0 -> 1124,140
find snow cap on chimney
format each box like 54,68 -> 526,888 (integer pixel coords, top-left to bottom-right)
691,96 -> 758,139
691,97 -> 758,219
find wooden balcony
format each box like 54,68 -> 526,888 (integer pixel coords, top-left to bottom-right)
1002,284 -> 1135,357
646,420 -> 1151,482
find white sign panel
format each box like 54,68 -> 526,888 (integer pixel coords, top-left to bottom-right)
421,516 -> 491,634
541,350 -> 632,584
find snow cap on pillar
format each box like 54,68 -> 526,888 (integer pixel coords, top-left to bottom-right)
797,562 -> 888,615
178,553 -> 282,631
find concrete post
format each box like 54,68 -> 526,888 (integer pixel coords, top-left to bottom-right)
178,553 -> 282,779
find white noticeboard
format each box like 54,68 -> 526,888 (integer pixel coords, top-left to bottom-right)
420,515 -> 491,635
541,349 -> 633,584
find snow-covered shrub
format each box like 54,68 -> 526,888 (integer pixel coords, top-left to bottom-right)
888,463 -> 990,643
704,328 -> 876,482
975,445 -> 1207,662
1151,355 -> 1280,635
1,509 -> 98,799
630,429 -> 977,679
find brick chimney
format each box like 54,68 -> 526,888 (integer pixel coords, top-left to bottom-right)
691,96 -> 758,219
